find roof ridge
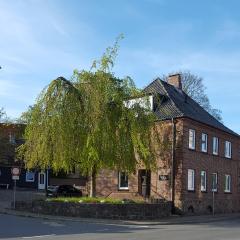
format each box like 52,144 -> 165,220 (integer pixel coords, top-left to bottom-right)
162,80 -> 238,136
143,78 -> 238,136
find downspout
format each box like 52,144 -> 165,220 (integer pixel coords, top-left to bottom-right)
171,118 -> 176,214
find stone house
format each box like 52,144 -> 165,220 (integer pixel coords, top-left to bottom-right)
94,74 -> 240,214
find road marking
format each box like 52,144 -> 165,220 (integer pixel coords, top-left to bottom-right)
127,225 -> 151,228
137,225 -> 151,228
22,234 -> 56,239
42,221 -> 65,227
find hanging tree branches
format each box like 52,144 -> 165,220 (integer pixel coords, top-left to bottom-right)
18,37 -> 162,196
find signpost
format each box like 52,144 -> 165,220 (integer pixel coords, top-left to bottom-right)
11,167 -> 20,209
212,190 -> 215,216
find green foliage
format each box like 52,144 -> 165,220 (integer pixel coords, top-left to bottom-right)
18,37 -> 159,177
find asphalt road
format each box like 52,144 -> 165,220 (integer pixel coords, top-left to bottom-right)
1,214 -> 240,240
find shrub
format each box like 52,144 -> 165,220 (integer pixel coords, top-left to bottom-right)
46,197 -> 145,204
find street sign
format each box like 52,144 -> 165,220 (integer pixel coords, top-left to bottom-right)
11,167 -> 21,177
12,175 -> 20,180
11,167 -> 21,209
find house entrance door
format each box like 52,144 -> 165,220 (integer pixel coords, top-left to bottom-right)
38,171 -> 46,190
138,170 -> 151,198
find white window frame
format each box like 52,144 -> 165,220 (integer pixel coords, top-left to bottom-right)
213,137 -> 219,155
25,171 -> 35,182
124,95 -> 153,111
224,174 -> 231,193
9,132 -> 16,144
225,141 -> 232,158
187,169 -> 195,191
212,173 -> 218,192
200,171 -> 207,192
189,129 -> 196,150
118,172 -> 129,190
201,133 -> 208,153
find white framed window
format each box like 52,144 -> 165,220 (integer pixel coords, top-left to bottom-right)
26,171 -> 35,182
225,141 -> 232,158
9,132 -> 16,144
212,173 -> 218,192
213,137 -> 219,155
224,175 -> 231,193
200,171 -> 207,192
118,172 -> 129,190
187,169 -> 195,191
124,95 -> 153,111
201,133 -> 208,152
189,129 -> 196,150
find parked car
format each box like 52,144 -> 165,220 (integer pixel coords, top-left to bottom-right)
46,185 -> 82,197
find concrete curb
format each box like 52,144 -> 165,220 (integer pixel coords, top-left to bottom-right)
0,208 -> 240,226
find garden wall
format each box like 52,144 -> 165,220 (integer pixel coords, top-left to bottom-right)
15,200 -> 172,220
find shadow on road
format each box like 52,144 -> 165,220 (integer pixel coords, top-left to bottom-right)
0,214 -> 158,239
1,213 -> 240,239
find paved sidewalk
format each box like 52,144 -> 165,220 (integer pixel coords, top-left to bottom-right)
1,207 -> 240,226
0,189 -> 45,209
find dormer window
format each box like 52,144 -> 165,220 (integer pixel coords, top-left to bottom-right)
124,95 -> 153,111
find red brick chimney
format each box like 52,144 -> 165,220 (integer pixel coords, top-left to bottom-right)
167,73 -> 182,90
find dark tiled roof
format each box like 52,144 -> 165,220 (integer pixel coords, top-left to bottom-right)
144,78 -> 238,137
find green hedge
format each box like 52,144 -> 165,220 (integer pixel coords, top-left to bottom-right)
46,197 -> 144,204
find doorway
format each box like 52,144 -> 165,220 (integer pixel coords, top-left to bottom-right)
38,171 -> 46,190
138,169 -> 151,198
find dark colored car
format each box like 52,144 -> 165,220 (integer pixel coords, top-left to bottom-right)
46,185 -> 82,197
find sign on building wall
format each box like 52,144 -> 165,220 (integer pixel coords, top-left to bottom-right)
159,175 -> 169,181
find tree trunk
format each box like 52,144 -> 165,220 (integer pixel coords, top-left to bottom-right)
89,168 -> 96,197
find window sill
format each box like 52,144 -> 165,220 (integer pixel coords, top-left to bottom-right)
188,148 -> 196,151
224,191 -> 232,194
118,188 -> 129,191
187,190 -> 195,192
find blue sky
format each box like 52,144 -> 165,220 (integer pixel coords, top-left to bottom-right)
0,0 -> 240,132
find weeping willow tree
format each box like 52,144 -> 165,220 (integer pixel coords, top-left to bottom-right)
18,38 -> 162,196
